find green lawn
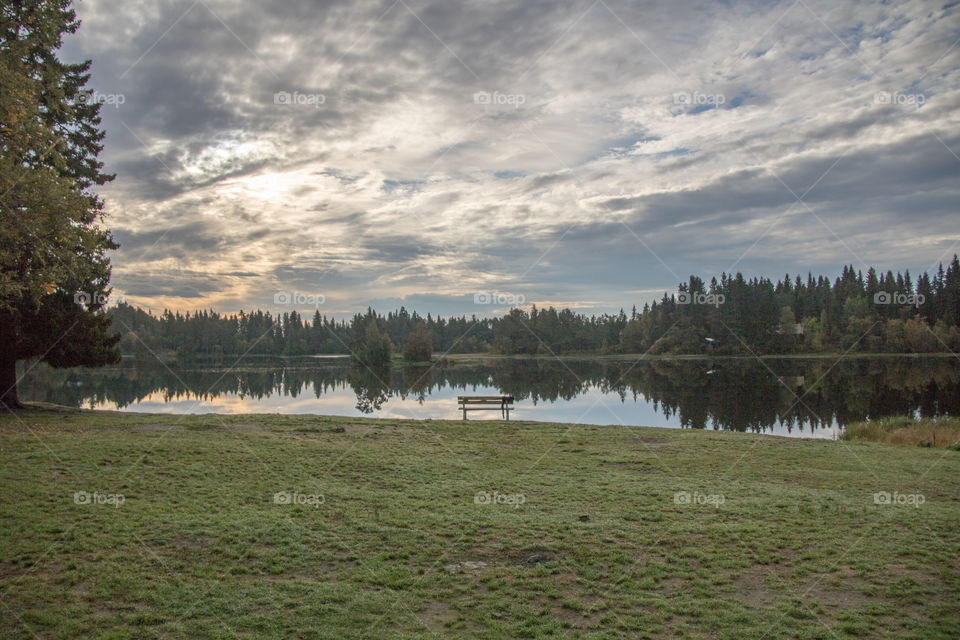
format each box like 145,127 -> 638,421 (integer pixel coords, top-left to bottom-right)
0,407 -> 957,639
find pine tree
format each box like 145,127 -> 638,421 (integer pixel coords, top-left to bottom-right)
1,0 -> 119,408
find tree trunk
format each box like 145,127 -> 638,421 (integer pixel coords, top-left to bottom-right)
0,357 -> 21,410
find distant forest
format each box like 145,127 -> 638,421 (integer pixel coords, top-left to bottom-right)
110,257 -> 960,358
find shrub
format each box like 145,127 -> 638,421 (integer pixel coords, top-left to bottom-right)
402,325 -> 432,363
841,416 -> 960,448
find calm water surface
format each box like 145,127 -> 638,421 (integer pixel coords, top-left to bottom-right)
19,356 -> 960,439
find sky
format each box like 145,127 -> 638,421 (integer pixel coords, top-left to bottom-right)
60,0 -> 960,318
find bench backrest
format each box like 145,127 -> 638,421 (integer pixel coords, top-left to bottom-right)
457,396 -> 514,405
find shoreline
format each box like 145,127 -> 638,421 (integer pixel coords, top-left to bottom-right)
4,403 -> 845,441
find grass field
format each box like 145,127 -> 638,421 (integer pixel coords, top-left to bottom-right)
0,406 -> 957,639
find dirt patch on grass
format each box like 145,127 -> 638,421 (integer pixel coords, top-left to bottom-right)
802,568 -> 873,610
291,424 -> 347,434
659,576 -> 687,590
168,534 -> 215,552
324,422 -> 381,436
884,563 -> 941,586
455,546 -> 562,569
732,564 -> 875,613
521,553 -> 559,566
731,566 -> 779,609
444,560 -> 488,574
418,600 -> 458,631
547,599 -> 603,630
0,562 -> 22,579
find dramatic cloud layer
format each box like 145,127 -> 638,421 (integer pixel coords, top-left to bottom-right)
62,0 -> 960,316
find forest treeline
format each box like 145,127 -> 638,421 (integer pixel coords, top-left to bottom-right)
110,257 -> 960,358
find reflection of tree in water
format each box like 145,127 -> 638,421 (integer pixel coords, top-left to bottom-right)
18,359 -> 356,409
17,356 -> 960,433
612,358 -> 960,433
493,359 -> 592,403
399,366 -> 434,404
348,364 -> 391,414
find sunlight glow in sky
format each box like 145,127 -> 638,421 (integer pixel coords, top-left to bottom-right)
62,0 -> 960,317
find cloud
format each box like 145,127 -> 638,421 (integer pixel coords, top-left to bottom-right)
59,0 -> 960,316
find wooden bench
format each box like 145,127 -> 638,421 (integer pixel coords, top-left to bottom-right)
457,395 -> 515,420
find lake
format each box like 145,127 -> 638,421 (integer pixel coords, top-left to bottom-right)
17,355 -> 960,438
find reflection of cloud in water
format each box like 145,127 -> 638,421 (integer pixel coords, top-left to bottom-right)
22,357 -> 957,439
90,382 -> 841,438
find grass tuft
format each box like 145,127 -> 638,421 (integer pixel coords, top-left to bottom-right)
841,416 -> 960,448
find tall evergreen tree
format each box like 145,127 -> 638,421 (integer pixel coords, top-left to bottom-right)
1,0 -> 119,408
